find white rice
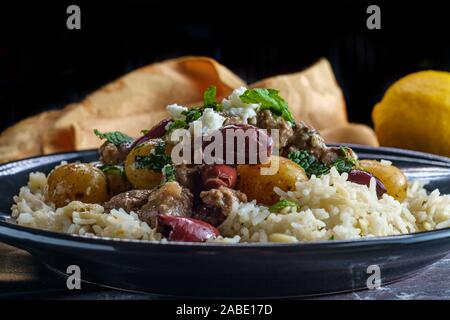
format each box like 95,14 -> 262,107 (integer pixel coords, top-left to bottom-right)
11,167 -> 450,243
11,172 -> 161,241
216,167 -> 450,243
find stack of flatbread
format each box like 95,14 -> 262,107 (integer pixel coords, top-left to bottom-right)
0,56 -> 378,163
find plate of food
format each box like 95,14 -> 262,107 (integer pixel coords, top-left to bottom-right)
0,85 -> 449,298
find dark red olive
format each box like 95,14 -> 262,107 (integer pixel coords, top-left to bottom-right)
157,215 -> 220,242
347,169 -> 386,199
131,118 -> 171,148
200,164 -> 237,190
203,124 -> 272,165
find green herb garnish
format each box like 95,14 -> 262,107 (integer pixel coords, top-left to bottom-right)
181,108 -> 203,123
141,129 -> 149,135
288,147 -> 357,177
331,146 -> 357,174
99,165 -> 125,176
203,85 -> 222,111
288,150 -> 329,177
269,199 -> 299,213
329,235 -> 335,240
166,86 -> 222,132
94,129 -> 133,145
239,88 -> 295,124
135,141 -> 171,172
162,164 -> 177,183
203,86 -> 217,107
167,119 -> 189,132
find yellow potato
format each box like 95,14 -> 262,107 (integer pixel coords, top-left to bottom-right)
237,155 -> 308,206
125,139 -> 167,189
359,160 -> 407,201
45,163 -> 109,208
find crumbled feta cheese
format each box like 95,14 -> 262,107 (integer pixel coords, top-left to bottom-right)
380,159 -> 392,166
166,104 -> 188,120
189,108 -> 225,135
221,87 -> 260,123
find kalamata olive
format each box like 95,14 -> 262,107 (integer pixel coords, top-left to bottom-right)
157,215 -> 220,242
131,118 -> 171,148
193,204 -> 226,227
347,169 -> 386,199
203,124 -> 272,165
200,164 -> 237,190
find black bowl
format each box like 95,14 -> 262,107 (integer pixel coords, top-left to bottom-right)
0,145 -> 450,298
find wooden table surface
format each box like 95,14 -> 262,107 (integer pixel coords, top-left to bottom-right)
1,242 -> 449,300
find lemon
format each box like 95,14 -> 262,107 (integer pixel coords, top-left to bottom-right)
373,71 -> 450,156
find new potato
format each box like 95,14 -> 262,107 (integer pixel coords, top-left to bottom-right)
358,160 -> 407,201
45,163 -> 109,208
237,155 -> 308,206
125,139 -> 165,189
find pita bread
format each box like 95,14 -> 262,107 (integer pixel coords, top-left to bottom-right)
0,110 -> 63,163
42,56 -> 245,154
0,56 -> 378,163
320,123 -> 379,146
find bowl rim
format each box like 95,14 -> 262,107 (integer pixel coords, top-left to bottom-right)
1,144 -> 450,252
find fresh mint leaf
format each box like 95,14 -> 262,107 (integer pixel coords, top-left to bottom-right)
269,199 -> 299,213
240,88 -> 295,124
203,85 -> 223,111
94,129 -> 133,145
204,85 -> 217,107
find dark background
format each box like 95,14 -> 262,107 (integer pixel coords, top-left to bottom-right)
0,0 -> 449,131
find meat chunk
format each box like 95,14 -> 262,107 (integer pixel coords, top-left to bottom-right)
99,141 -> 132,165
103,189 -> 152,212
255,109 -> 356,165
256,110 -> 294,148
104,170 -> 132,196
193,205 -> 226,227
175,164 -> 200,192
198,186 -> 247,225
284,121 -> 328,159
256,109 -> 324,158
138,181 -> 193,228
284,122 -> 356,165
